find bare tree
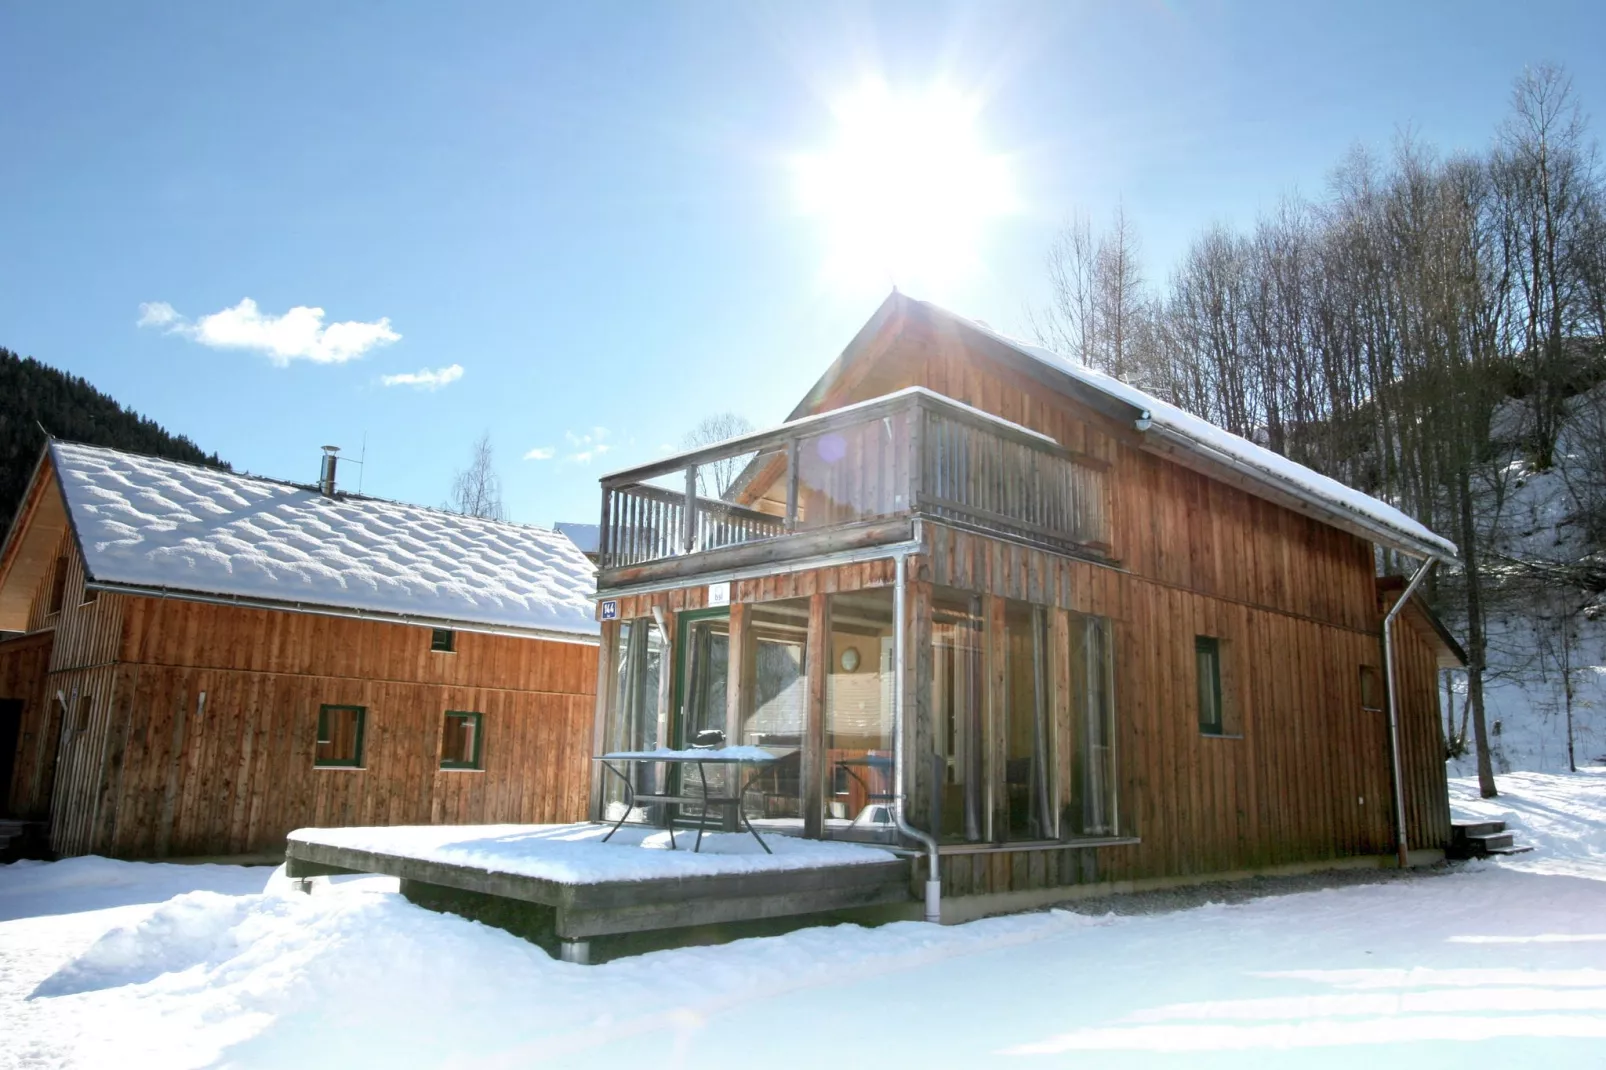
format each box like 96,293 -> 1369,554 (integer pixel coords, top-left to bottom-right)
683,413 -> 756,499
1495,64 -> 1598,469
447,431 -> 507,521
1034,206 -> 1155,385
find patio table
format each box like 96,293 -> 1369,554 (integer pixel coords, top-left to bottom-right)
595,748 -> 777,854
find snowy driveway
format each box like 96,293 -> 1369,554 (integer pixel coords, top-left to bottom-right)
4,772 -> 1606,1069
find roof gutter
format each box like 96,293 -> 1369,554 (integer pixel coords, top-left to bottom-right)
83,579 -> 601,647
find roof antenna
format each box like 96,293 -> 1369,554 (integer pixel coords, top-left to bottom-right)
357,432 -> 367,495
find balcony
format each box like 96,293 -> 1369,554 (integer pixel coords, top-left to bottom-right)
597,388 -> 1110,589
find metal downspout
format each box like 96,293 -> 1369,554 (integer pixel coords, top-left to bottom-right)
892,551 -> 942,922
1383,557 -> 1437,869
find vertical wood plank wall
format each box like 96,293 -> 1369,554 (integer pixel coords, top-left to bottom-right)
604,532 -> 1448,898
596,310 -> 1456,899
11,534 -> 598,858
0,630 -> 54,816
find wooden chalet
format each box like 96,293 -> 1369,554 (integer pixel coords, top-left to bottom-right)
589,293 -> 1466,918
0,442 -> 600,860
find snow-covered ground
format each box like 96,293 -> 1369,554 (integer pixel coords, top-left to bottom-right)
5,772 -> 1606,1069
1444,389 -> 1606,778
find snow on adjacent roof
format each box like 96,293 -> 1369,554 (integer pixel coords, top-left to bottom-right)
51,442 -> 599,638
554,521 -> 600,555
916,300 -> 1460,560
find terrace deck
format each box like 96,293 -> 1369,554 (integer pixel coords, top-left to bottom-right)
284,824 -> 916,963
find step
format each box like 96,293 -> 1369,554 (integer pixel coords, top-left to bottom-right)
1469,831 -> 1516,851
1453,820 -> 1506,839
1485,845 -> 1535,856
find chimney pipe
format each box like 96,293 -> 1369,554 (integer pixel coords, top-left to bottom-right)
319,446 -> 340,496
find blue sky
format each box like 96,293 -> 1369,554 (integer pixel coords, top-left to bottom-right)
3,2 -> 1603,528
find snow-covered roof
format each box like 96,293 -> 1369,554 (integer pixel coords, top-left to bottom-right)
50,442 -> 599,639
908,298 -> 1460,561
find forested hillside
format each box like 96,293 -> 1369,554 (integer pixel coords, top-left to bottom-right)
1034,65 -> 1606,793
0,346 -> 225,536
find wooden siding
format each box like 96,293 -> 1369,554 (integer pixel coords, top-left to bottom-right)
804,315 -> 1380,633
0,631 -> 55,817
6,526 -> 600,858
596,529 -> 1452,901
57,659 -> 595,858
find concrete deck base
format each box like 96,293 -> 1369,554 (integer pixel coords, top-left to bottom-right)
932,848 -> 1448,925
285,836 -> 915,962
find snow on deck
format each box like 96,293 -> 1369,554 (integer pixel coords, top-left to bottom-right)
51,441 -> 599,637
288,822 -> 897,884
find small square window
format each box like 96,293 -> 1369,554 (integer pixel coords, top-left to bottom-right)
833,764 -> 851,796
430,628 -> 455,653
80,585 -> 98,606
48,556 -> 68,614
1360,665 -> 1384,711
316,704 -> 366,767
1196,636 -> 1224,736
441,711 -> 482,770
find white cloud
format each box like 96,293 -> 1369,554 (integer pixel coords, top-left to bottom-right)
562,428 -> 611,464
381,364 -> 464,391
523,446 -> 556,461
137,297 -> 400,365
137,301 -> 180,328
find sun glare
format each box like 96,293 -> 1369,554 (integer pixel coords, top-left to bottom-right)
796,82 -> 1016,295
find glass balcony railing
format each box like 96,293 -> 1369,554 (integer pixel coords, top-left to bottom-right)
597,388 -> 1110,577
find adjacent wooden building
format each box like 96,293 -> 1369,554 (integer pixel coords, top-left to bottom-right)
0,442 -> 599,859
590,293 -> 1464,915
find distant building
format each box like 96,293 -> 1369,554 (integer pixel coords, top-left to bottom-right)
556,522 -> 601,563
0,442 -> 599,859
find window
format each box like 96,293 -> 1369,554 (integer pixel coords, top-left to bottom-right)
48,556 -> 68,614
601,616 -> 665,821
315,704 -> 366,767
1360,665 -> 1384,711
441,711 -> 482,769
81,585 -> 98,606
1080,615 -> 1117,836
932,589 -> 984,842
430,628 -> 455,653
823,590 -> 896,842
1196,637 -> 1224,736
75,695 -> 91,733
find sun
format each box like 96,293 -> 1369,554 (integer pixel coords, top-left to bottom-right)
796,82 -> 1016,295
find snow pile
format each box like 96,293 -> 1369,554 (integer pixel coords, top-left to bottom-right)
921,299 -> 1459,559
288,821 -> 896,884
0,856 -> 268,922
51,441 -> 599,637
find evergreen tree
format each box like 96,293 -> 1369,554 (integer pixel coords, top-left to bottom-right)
0,346 -> 226,536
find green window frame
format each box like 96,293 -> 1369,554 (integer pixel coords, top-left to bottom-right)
1196,636 -> 1224,736
440,710 -> 483,770
315,704 -> 366,767
430,628 -> 455,653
